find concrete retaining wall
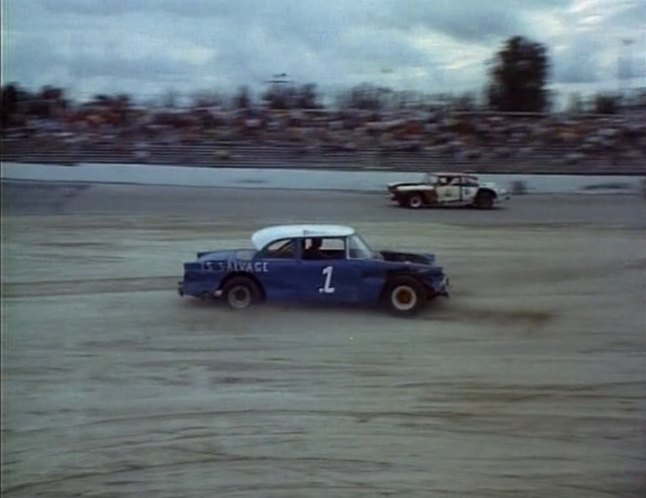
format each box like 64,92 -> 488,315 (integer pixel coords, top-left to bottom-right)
2,161 -> 645,195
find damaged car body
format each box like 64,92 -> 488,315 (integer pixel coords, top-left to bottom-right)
178,224 -> 449,316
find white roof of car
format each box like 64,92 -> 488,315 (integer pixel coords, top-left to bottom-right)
251,224 -> 355,249
433,171 -> 476,177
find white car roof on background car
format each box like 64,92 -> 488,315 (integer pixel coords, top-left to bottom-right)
434,172 -> 476,177
251,224 -> 355,249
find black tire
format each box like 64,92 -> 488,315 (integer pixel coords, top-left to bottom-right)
222,276 -> 261,310
407,193 -> 424,209
383,276 -> 426,316
474,190 -> 495,209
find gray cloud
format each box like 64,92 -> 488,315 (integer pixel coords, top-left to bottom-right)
67,53 -> 201,84
3,0 -> 644,101
549,30 -> 602,84
378,1 -> 522,42
38,0 -> 152,16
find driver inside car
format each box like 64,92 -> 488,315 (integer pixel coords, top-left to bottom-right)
303,237 -> 328,260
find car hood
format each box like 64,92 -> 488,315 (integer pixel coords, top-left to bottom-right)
379,249 -> 436,266
480,181 -> 507,193
387,181 -> 427,190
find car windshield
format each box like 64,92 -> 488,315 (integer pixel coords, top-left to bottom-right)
425,173 -> 438,185
464,175 -> 479,186
348,234 -> 375,259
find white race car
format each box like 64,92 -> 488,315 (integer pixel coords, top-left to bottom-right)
388,172 -> 510,209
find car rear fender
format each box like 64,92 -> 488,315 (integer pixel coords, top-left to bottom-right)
219,271 -> 266,299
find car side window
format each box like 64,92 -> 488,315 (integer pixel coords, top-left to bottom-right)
302,237 -> 346,260
263,239 -> 296,259
460,176 -> 479,187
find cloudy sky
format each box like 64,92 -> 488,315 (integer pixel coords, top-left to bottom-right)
2,0 -> 644,105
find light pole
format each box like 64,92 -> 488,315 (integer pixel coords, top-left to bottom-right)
265,73 -> 291,86
263,73 -> 293,109
618,38 -> 634,96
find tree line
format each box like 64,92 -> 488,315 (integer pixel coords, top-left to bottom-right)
2,35 -> 641,126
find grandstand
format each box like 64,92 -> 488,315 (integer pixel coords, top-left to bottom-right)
2,88 -> 645,175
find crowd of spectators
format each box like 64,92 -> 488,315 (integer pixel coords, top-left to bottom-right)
2,86 -> 645,169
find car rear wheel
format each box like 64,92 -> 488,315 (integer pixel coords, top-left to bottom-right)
383,276 -> 426,316
407,194 -> 423,209
474,191 -> 494,209
222,276 -> 261,310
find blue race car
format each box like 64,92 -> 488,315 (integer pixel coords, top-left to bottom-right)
178,224 -> 449,315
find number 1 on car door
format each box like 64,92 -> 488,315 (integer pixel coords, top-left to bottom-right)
319,266 -> 335,294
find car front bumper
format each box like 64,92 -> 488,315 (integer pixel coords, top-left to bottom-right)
428,275 -> 450,298
178,280 -> 223,299
439,276 -> 450,296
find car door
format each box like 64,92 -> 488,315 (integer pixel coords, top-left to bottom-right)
257,238 -> 303,301
459,176 -> 479,203
436,176 -> 461,204
298,237 -> 361,303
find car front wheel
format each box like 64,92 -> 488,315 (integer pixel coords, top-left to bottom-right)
222,276 -> 261,310
474,191 -> 495,209
407,193 -> 423,209
383,276 -> 426,316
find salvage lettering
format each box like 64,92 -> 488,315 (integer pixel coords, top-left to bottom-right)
226,261 -> 269,273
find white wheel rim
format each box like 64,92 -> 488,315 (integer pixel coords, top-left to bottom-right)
410,197 -> 422,207
391,285 -> 417,311
228,285 -> 251,308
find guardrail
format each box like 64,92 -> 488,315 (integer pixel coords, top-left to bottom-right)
2,140 -> 645,175
2,161 -> 645,195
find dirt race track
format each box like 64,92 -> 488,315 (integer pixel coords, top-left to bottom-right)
2,182 -> 645,497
